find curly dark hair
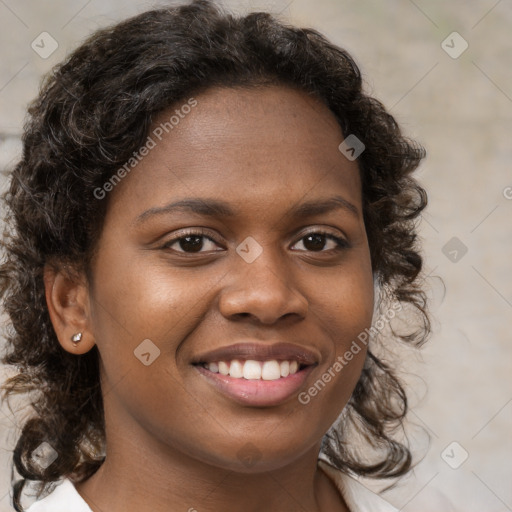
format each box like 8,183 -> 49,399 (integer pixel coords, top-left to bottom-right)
0,1 -> 429,509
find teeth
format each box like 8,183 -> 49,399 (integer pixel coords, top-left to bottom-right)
243,360 -> 262,380
218,361 -> 229,375
280,360 -> 290,377
229,360 -> 243,378
205,359 -> 303,379
261,360 -> 281,380
207,362 -> 219,373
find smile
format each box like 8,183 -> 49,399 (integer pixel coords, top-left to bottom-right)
201,359 -> 303,380
191,341 -> 319,406
194,360 -> 316,407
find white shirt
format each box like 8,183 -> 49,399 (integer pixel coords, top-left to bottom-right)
25,460 -> 398,512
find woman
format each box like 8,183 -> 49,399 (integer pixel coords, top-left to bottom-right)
0,1 -> 429,510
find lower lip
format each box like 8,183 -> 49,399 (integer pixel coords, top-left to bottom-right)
194,364 -> 316,407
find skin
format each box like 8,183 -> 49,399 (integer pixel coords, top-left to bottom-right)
45,85 -> 374,512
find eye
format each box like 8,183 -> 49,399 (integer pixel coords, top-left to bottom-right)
291,230 -> 349,252
162,229 -> 223,254
162,228 -> 349,255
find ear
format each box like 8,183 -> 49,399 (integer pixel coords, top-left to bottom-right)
44,264 -> 95,355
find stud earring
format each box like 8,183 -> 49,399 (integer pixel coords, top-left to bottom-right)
71,332 -> 83,347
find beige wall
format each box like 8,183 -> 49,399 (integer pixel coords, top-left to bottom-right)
1,1 -> 511,510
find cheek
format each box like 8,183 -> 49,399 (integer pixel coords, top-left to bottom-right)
88,252 -> 225,406
318,259 -> 374,351
300,255 -> 373,421
88,256 -> 222,448
90,254 -> 215,345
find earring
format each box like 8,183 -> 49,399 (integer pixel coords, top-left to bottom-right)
71,332 -> 83,347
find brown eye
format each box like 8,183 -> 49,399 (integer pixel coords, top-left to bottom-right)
163,230 -> 223,254
292,231 -> 349,252
303,233 -> 327,251
176,235 -> 205,253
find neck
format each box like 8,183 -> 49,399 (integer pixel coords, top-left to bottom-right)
74,397 -> 346,512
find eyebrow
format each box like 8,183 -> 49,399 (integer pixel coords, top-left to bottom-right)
135,195 -> 359,224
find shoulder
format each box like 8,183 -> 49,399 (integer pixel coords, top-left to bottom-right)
318,459 -> 399,512
25,479 -> 93,512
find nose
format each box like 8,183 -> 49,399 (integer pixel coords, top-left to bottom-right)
218,248 -> 308,325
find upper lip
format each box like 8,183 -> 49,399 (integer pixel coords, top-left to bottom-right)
191,342 -> 319,365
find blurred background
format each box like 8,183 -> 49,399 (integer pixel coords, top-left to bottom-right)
0,0 -> 511,510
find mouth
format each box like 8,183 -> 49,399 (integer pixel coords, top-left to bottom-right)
195,358 -> 309,380
191,342 -> 319,407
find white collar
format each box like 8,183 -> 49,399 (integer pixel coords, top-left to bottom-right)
26,479 -> 92,512
318,459 -> 399,512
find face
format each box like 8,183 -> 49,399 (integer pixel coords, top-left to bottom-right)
83,85 -> 374,472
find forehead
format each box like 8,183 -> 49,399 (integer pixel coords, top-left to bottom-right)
152,85 -> 344,158
106,85 -> 362,221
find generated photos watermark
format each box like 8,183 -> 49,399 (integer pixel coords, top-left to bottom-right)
93,97 -> 198,200
298,300 -> 402,405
